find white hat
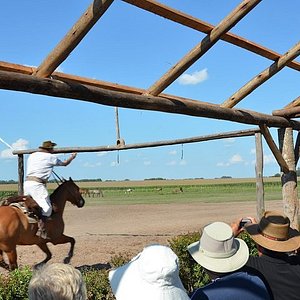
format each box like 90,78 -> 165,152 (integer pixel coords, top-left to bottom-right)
109,244 -> 190,300
187,222 -> 249,273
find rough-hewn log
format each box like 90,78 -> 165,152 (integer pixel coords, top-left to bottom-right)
123,0 -> 300,72
284,96 -> 300,109
18,154 -> 24,195
222,41 -> 300,108
294,131 -> 300,165
273,106 -> 300,118
33,0 -> 114,78
2,70 -> 300,130
259,125 -> 289,173
255,132 -> 264,220
13,128 -> 260,155
278,128 -> 299,229
146,0 -> 261,96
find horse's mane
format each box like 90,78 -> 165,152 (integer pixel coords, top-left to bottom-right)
50,180 -> 68,203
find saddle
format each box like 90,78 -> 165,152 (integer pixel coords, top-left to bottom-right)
1,195 -> 43,223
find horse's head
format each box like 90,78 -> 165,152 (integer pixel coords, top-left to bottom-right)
59,178 -> 85,208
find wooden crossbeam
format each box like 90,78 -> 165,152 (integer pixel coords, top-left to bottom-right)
1,70 -> 300,130
221,41 -> 300,108
13,128 -> 260,155
123,0 -> 300,72
33,0 -> 114,78
146,0 -> 261,96
259,124 -> 289,173
273,106 -> 300,118
284,96 -> 300,109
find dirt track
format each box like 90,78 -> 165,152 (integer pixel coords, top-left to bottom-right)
9,200 -> 283,271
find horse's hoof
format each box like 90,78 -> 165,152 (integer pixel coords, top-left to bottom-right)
34,262 -> 46,270
63,257 -> 71,264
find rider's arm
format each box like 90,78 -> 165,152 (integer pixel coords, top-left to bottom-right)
59,153 -> 77,166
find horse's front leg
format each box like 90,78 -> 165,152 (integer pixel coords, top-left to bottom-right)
52,234 -> 75,264
0,249 -> 10,270
35,243 -> 52,268
6,248 -> 18,270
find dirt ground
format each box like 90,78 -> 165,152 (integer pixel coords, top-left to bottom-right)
3,200 -> 283,272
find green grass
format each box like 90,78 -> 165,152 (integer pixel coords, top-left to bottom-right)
0,180 -> 284,206
77,182 -> 283,205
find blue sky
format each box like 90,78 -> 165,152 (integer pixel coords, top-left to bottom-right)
0,0 -> 299,181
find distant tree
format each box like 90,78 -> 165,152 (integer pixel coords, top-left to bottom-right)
273,173 -> 281,177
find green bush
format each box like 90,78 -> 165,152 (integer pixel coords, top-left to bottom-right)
0,266 -> 32,300
0,232 -> 258,299
168,232 -> 210,294
82,268 -> 114,300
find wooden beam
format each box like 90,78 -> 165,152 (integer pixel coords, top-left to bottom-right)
13,128 -> 260,155
278,127 -> 299,229
259,124 -> 289,173
273,106 -> 300,118
123,0 -> 300,72
33,0 -> 114,78
221,41 -> 300,108
17,154 -> 24,195
255,132 -> 264,220
2,70 -> 300,129
284,96 -> 300,109
294,131 -> 300,165
146,0 -> 261,96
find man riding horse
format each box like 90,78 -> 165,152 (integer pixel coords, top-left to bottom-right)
24,140 -> 77,239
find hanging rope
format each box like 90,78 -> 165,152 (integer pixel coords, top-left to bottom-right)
181,143 -> 184,160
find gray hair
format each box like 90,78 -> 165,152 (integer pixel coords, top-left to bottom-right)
28,263 -> 87,300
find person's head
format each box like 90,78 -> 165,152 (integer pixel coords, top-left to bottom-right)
245,210 -> 300,254
187,221 -> 249,276
28,263 -> 87,300
109,244 -> 190,300
39,140 -> 57,153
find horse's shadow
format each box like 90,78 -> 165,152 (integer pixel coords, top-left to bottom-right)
76,262 -> 111,272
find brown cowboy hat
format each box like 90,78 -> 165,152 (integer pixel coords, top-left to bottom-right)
245,210 -> 300,252
39,140 -> 57,150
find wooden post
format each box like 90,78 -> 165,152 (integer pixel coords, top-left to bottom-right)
18,154 -> 24,195
278,128 -> 299,229
255,132 -> 264,220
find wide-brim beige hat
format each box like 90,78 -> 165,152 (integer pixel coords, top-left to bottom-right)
39,140 -> 57,149
188,222 -> 249,273
245,210 -> 300,252
109,244 -> 190,300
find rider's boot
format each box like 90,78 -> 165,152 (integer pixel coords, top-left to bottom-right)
36,216 -> 49,239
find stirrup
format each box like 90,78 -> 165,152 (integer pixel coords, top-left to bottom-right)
36,228 -> 49,239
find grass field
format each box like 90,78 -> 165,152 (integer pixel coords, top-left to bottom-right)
0,177 -> 283,205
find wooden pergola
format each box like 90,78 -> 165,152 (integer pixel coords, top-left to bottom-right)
1,0 -> 299,227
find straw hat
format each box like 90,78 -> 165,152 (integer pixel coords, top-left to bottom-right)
39,140 -> 57,150
109,244 -> 189,300
245,210 -> 300,252
187,222 -> 249,273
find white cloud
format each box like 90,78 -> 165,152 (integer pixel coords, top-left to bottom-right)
144,161 -> 151,166
110,161 -> 119,167
0,138 -> 29,159
166,160 -> 177,166
217,154 -> 244,167
169,150 -> 177,155
178,69 -> 208,85
264,154 -> 276,164
97,152 -> 108,157
224,138 -> 236,147
250,148 -> 256,154
229,154 -> 243,164
179,160 -> 187,166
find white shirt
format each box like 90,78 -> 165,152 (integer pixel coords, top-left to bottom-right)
26,151 -> 63,181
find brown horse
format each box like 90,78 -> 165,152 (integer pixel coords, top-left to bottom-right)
0,178 -> 85,270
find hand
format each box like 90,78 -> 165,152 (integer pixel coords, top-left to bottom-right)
70,153 -> 77,160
